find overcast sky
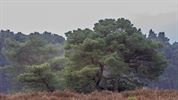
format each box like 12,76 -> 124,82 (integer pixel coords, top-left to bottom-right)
0,0 -> 178,43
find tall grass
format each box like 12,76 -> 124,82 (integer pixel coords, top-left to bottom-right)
1,89 -> 178,100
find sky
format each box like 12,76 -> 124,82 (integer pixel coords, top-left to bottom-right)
0,0 -> 178,43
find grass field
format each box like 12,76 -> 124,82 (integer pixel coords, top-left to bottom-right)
1,89 -> 178,100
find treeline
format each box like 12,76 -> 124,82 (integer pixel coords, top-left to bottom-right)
0,31 -> 65,92
0,18 -> 177,93
147,30 -> 178,89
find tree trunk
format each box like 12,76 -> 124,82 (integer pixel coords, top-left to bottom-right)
96,63 -> 104,89
41,78 -> 54,92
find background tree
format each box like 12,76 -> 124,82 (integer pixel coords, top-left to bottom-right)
148,30 -> 178,89
14,57 -> 67,92
4,36 -> 62,65
1,34 -> 64,92
17,63 -> 58,92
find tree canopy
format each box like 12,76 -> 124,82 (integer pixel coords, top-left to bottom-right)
0,18 -> 173,93
64,18 -> 167,92
1,35 -> 64,92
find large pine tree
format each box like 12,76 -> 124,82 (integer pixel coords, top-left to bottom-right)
64,18 -> 167,92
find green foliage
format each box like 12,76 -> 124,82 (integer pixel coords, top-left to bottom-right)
148,30 -> 178,89
63,65 -> 98,92
64,18 -> 167,92
0,18 -> 171,93
17,63 -> 59,92
4,37 -> 62,65
15,57 -> 68,92
2,36 -> 64,92
48,57 -> 68,71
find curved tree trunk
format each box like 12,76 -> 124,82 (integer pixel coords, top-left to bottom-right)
96,63 -> 104,90
41,78 -> 54,92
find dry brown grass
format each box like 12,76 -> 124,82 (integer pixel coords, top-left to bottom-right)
1,89 -> 178,100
